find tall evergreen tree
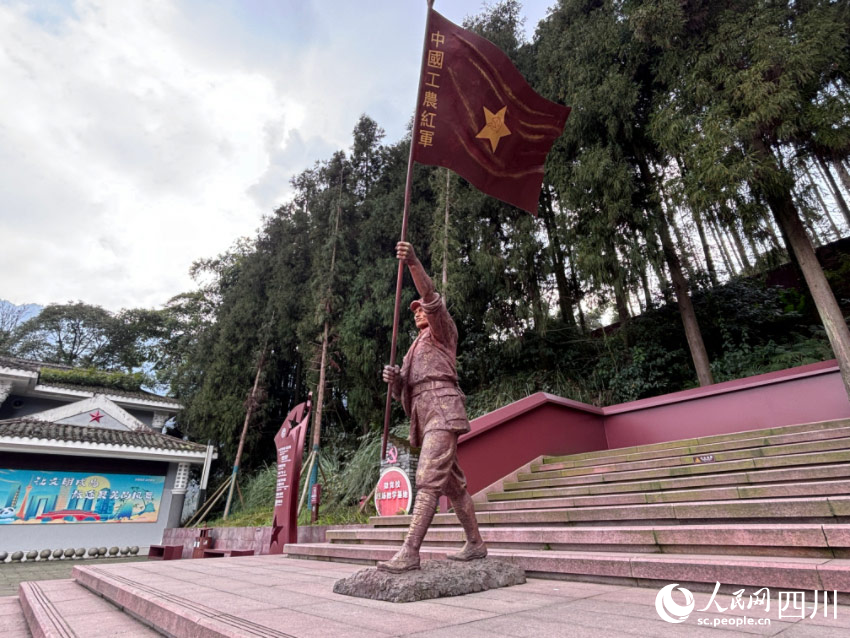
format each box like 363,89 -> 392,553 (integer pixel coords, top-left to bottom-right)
537,0 -> 715,385
638,0 -> 850,397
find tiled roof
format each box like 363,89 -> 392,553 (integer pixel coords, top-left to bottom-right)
0,356 -> 48,372
35,382 -> 181,405
0,418 -> 207,454
0,355 -> 180,406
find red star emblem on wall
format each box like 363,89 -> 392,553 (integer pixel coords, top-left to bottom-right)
89,410 -> 105,423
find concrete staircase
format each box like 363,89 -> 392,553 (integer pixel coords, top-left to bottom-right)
4,417 -> 850,637
286,417 -> 850,593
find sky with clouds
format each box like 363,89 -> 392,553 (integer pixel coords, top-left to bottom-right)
0,0 -> 556,311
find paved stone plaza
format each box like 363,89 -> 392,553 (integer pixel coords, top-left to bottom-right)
2,554 -> 850,637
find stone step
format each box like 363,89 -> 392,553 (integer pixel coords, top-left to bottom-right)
488,463 -> 850,502
18,579 -> 159,638
521,435 -> 850,483
541,417 -> 850,465
481,478 -> 850,511
370,496 -> 850,528
506,449 -> 850,491
535,424 -> 850,473
0,597 -> 30,638
72,560 -> 307,638
327,523 -> 850,558
284,542 -> 850,593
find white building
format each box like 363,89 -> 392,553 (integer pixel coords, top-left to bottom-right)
0,356 -> 214,557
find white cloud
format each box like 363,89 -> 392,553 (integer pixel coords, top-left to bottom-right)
0,0 -> 557,311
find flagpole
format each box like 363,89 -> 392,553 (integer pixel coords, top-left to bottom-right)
382,0 -> 435,460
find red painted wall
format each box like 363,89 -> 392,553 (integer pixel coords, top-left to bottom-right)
603,360 -> 850,448
457,360 -> 850,496
457,393 -> 606,496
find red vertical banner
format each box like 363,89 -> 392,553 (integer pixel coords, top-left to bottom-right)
268,397 -> 311,554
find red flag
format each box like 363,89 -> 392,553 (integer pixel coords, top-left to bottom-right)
411,8 -> 570,215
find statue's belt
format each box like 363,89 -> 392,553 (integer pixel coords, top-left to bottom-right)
410,380 -> 460,398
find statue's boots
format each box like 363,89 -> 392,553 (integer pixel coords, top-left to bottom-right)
377,491 -> 438,573
447,490 -> 487,561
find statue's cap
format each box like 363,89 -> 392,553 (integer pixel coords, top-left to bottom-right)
410,299 -> 422,312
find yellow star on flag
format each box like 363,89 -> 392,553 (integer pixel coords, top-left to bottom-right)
476,106 -> 511,152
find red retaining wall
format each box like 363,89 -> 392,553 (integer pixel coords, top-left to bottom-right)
457,394 -> 605,497
459,360 -> 850,497
603,360 -> 850,448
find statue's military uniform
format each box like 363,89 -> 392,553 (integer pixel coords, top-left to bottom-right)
379,291 -> 485,573
393,294 -> 471,497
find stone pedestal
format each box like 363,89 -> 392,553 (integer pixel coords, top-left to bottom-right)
332,558 -> 526,603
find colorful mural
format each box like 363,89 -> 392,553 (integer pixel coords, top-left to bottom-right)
0,469 -> 165,524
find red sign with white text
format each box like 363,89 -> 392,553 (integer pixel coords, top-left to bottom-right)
374,467 -> 413,517
268,398 -> 311,554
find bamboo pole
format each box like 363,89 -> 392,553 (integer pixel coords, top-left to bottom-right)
308,170 -> 343,498
358,485 -> 377,515
186,476 -> 231,528
297,451 -> 318,516
223,349 -> 266,519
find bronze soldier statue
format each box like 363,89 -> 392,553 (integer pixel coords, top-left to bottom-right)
377,241 -> 487,573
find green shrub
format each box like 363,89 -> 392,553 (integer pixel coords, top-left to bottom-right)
39,367 -> 147,392
710,330 -> 833,382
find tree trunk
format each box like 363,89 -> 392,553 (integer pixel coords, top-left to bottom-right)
627,291 -> 639,317
692,208 -> 718,286
817,155 -> 850,225
652,260 -> 673,302
833,159 -> 850,197
639,264 -> 654,309
746,232 -> 763,265
728,219 -> 753,272
760,210 -> 785,251
804,163 -> 841,239
752,139 -> 850,401
661,189 -> 696,280
646,233 -> 673,303
541,188 -> 578,328
712,205 -> 746,272
770,188 -> 850,401
793,189 -> 825,247
686,223 -> 707,273
803,212 -> 823,246
656,220 -> 715,386
635,151 -> 714,386
527,251 -> 546,332
612,273 -> 631,325
709,220 -> 736,276
565,241 -> 587,332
